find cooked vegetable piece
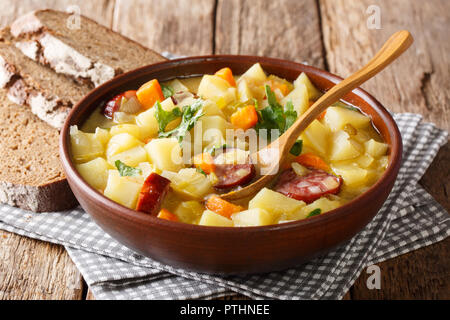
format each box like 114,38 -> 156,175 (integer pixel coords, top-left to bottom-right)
293,73 -> 322,100
300,119 -> 330,155
249,188 -> 305,219
295,153 -> 330,171
174,201 -> 204,224
162,168 -> 213,199
106,133 -> 142,159
329,130 -> 362,161
136,173 -> 171,215
230,105 -> 258,130
198,210 -> 234,227
205,195 -> 243,219
275,169 -> 342,203
281,83 -> 309,116
110,124 -> 142,140
240,63 -> 267,85
364,139 -> 388,158
103,90 -> 137,118
76,157 -> 110,190
324,106 -> 370,131
192,152 -> 216,174
215,67 -> 236,87
70,126 -> 104,163
157,208 -> 179,222
231,208 -> 274,226
103,170 -> 142,209
145,137 -> 183,172
136,79 -> 165,109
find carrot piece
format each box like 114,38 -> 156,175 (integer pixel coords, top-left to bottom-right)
268,79 -> 291,96
136,79 -> 164,109
318,110 -> 326,120
206,195 -> 244,219
157,209 -> 179,222
230,105 -> 259,130
192,152 -> 216,174
295,153 -> 330,171
215,67 -> 236,87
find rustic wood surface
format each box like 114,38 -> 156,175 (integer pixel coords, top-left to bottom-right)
0,0 -> 447,300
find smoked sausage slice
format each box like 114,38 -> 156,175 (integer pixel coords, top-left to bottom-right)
213,148 -> 255,189
136,173 -> 171,215
274,169 -> 342,203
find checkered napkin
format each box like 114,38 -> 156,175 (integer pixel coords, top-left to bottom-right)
0,113 -> 448,300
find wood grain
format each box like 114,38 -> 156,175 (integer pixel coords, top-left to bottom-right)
320,0 -> 450,299
320,0 -> 449,131
0,0 -> 115,300
113,0 -> 216,56
0,0 -> 115,29
0,230 -> 84,300
215,0 -> 325,68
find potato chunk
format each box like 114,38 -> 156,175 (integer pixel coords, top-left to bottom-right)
70,126 -> 104,163
240,63 -> 267,85
110,124 -> 143,140
331,163 -> 368,187
108,145 -> 148,167
103,170 -> 142,209
364,139 -> 388,158
249,188 -> 306,219
199,210 -> 234,227
145,138 -> 183,172
76,157 -> 110,191
231,208 -> 274,226
300,119 -> 330,156
324,106 -> 371,132
299,197 -> 341,219
162,168 -> 213,200
197,75 -> 237,108
174,201 -> 204,224
329,130 -> 362,161
293,72 -> 322,100
281,83 -> 309,116
106,133 -> 143,159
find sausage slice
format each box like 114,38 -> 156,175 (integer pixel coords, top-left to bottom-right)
213,148 -> 255,189
274,169 -> 342,203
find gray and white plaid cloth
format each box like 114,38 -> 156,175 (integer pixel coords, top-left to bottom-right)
0,113 -> 448,300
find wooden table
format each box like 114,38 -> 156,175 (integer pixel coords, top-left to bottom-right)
0,0 -> 448,300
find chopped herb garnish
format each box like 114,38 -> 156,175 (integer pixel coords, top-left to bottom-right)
289,139 -> 303,156
158,99 -> 204,144
206,143 -> 228,155
161,84 -> 174,99
196,167 -> 207,176
115,160 -> 142,177
255,85 -> 298,138
154,101 -> 182,132
306,208 -> 322,218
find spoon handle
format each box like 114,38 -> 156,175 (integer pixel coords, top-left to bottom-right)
278,30 -> 413,155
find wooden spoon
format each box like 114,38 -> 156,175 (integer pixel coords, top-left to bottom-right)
220,30 -> 413,201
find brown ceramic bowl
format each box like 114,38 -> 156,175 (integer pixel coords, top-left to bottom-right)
60,55 -> 402,274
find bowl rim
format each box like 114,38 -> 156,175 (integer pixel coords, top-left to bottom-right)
60,54 -> 402,235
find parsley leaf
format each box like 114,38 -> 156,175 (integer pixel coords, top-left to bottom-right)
158,100 -> 204,144
255,85 -> 298,138
306,208 -> 322,218
115,160 -> 142,177
289,140 -> 303,156
196,167 -> 207,176
161,85 -> 174,99
206,143 -> 228,155
154,101 -> 182,132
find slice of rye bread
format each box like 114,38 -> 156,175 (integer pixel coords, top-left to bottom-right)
0,28 -> 92,129
0,90 -> 77,212
10,9 -> 165,87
